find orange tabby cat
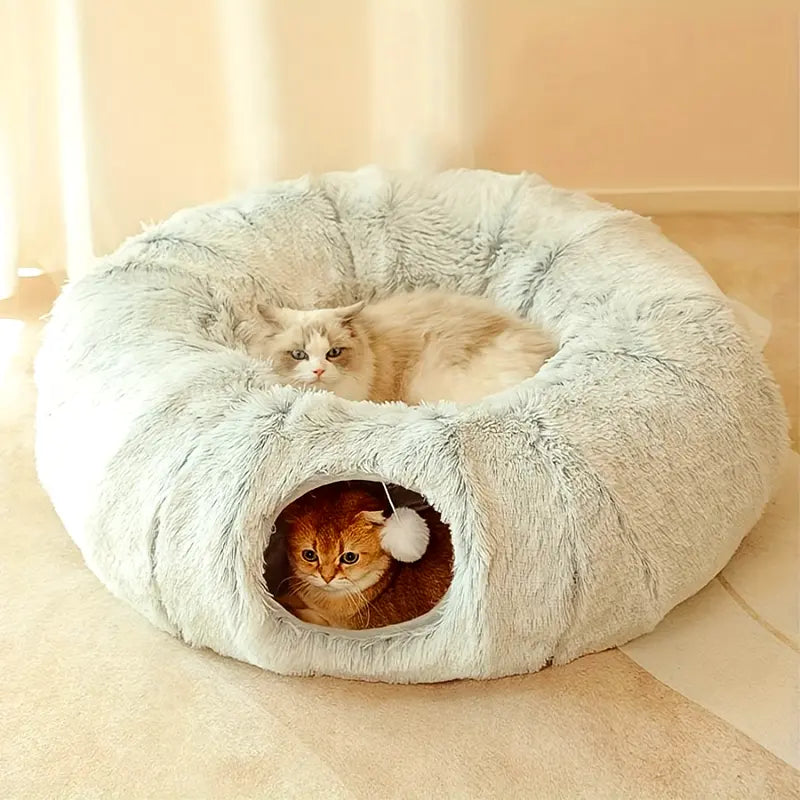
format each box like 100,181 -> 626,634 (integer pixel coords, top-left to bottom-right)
277,483 -> 453,629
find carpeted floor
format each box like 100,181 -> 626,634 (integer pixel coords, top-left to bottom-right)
0,213 -> 797,798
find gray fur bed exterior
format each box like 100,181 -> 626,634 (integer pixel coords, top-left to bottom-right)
34,168 -> 788,683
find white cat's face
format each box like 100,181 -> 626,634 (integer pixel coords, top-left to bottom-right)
252,302 -> 373,400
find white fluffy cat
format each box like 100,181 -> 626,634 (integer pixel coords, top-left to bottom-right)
246,290 -> 554,404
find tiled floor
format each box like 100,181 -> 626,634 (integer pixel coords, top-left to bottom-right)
622,450 -> 799,766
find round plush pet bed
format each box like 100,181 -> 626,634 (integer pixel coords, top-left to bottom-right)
35,167 -> 788,683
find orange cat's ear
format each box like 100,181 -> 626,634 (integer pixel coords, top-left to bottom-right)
279,503 -> 303,527
358,510 -> 385,526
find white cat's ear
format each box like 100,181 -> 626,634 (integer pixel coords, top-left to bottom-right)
257,303 -> 284,330
358,510 -> 385,526
336,300 -> 365,324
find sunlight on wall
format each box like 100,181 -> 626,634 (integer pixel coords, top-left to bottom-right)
54,0 -> 94,279
0,318 -> 24,384
216,0 -> 279,190
370,0 -> 471,170
0,0 -> 21,301
0,127 -> 18,301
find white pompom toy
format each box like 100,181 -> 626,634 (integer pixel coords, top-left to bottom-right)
378,483 -> 430,562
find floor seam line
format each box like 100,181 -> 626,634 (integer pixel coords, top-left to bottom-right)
717,574 -> 799,652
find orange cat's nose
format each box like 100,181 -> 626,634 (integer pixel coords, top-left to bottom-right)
320,568 -> 336,583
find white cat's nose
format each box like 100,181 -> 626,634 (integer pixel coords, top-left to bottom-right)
313,367 -> 325,377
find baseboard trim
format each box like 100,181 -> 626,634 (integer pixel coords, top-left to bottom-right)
584,186 -> 799,215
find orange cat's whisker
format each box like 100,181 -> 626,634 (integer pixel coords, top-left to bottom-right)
345,580 -> 371,627
273,575 -> 295,595
274,575 -> 312,609
274,575 -> 304,595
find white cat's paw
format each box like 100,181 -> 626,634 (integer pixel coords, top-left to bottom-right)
380,507 -> 430,562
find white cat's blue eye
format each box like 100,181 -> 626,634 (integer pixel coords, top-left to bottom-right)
290,349 -> 308,361
301,549 -> 317,562
326,347 -> 343,359
340,551 -> 359,565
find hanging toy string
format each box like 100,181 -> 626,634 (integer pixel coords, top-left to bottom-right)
381,482 -> 397,516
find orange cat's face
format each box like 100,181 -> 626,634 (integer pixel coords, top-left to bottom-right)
283,489 -> 391,596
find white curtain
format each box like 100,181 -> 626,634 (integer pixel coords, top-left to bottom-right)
0,0 -> 474,299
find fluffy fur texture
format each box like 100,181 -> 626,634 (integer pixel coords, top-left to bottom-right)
245,290 -> 555,404
278,484 -> 452,630
34,167 -> 788,683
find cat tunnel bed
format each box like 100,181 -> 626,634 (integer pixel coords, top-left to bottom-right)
35,167 -> 787,683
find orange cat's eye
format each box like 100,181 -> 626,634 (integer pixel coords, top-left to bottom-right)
301,549 -> 317,562
340,551 -> 359,565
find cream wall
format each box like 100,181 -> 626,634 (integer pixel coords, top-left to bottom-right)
1,0 -> 797,286
470,0 -> 798,191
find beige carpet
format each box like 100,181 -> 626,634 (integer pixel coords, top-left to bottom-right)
1,213 -> 798,798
